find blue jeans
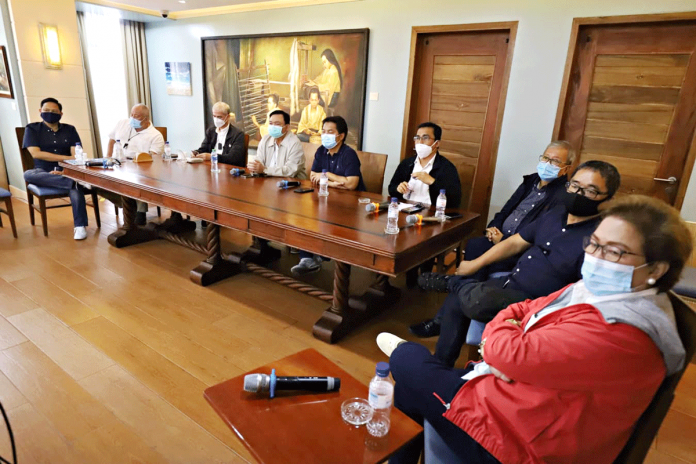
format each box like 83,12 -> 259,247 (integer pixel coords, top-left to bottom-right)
24,168 -> 88,227
388,343 -> 500,464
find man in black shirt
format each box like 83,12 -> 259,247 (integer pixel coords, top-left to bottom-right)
193,101 -> 246,165
23,97 -> 88,240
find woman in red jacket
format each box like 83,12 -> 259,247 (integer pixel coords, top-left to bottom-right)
377,195 -> 691,464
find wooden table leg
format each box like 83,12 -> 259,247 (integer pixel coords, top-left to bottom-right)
107,197 -> 158,248
190,222 -> 241,286
349,274 -> 402,312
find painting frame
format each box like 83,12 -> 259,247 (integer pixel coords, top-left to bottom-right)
165,61 -> 193,96
201,28 -> 370,150
0,45 -> 14,100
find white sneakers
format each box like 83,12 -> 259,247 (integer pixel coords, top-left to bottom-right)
73,226 -> 87,240
376,332 -> 406,357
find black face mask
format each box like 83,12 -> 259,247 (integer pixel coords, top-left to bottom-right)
41,112 -> 62,124
562,190 -> 603,217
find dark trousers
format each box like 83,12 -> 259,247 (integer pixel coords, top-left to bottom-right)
389,343 -> 500,464
464,236 -> 521,281
24,168 -> 88,227
435,278 -> 531,367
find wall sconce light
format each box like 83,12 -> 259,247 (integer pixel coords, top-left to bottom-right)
39,23 -> 62,69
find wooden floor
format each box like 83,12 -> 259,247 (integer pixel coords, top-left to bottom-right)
0,196 -> 694,463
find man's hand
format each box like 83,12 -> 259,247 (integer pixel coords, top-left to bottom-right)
455,260 -> 481,276
194,152 -> 211,161
328,180 -> 345,189
411,171 -> 435,185
396,181 -> 411,195
49,170 -> 62,176
489,366 -> 513,383
486,227 -> 503,244
310,171 -> 321,186
247,159 -> 265,173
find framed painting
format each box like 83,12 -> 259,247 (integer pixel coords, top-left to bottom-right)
201,29 -> 369,149
165,61 -> 192,96
0,46 -> 14,99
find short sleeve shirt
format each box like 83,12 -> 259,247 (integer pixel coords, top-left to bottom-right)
311,144 -> 366,192
108,119 -> 164,156
23,121 -> 81,172
508,205 -> 600,298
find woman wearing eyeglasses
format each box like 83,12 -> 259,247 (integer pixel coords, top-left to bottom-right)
377,194 -> 690,464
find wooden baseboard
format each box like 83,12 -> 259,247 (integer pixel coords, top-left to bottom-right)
9,185 -> 27,202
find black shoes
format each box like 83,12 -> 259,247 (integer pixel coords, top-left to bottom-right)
135,211 -> 146,226
409,319 -> 441,338
417,272 -> 451,293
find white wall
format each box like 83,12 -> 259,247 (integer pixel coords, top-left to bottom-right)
144,0 -> 696,221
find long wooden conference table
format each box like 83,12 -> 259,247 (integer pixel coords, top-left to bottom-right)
61,157 -> 478,343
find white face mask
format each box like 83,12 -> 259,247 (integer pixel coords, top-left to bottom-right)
213,117 -> 226,128
415,143 -> 433,159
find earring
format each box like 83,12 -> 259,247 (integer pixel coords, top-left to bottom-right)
647,277 -> 657,286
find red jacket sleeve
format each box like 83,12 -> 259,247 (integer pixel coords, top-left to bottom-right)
483,310 -> 666,391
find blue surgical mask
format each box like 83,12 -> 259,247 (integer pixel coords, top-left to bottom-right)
581,253 -> 648,296
130,117 -> 142,130
268,125 -> 284,139
321,133 -> 337,149
537,161 -> 561,181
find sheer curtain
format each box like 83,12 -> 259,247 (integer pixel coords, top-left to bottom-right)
120,19 -> 152,113
76,12 -> 102,158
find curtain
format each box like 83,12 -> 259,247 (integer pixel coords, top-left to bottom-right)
76,11 -> 102,158
120,19 -> 151,115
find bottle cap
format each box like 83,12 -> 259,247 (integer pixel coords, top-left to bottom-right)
440,189 -> 446,194
322,169 -> 327,173
375,362 -> 390,377
165,141 -> 170,144
391,197 -> 398,203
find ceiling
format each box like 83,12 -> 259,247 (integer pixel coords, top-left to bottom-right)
79,0 -> 360,20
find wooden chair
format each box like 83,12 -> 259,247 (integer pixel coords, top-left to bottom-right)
301,142 -> 388,195
613,293 -> 696,463
0,188 -> 17,238
154,126 -> 167,142
15,127 -> 101,236
244,133 -> 250,165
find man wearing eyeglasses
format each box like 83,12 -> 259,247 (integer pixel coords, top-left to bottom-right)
387,122 -> 461,208
427,160 -> 621,367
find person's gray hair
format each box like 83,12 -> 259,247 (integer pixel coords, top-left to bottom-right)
213,101 -> 231,114
546,140 -> 576,165
131,103 -> 150,121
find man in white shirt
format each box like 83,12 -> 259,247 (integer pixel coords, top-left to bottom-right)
106,103 -> 165,225
193,101 -> 246,165
244,110 -> 306,264
247,110 -> 306,179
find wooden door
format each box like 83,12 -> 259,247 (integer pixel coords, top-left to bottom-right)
402,25 -> 515,225
556,20 -> 696,206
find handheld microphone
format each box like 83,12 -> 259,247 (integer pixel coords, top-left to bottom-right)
243,369 -> 341,398
277,180 -> 301,189
85,158 -> 121,168
365,201 -> 391,213
230,168 -> 245,176
406,214 -> 446,225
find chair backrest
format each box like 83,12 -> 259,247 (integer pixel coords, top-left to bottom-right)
613,292 -> 696,464
155,126 -> 167,141
441,152 -> 476,211
14,127 -> 34,172
244,133 -> 250,165
301,142 -> 388,195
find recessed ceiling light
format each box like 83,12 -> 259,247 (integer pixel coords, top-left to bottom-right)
179,0 -> 185,3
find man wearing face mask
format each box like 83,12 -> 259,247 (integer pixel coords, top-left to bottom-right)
388,122 -> 461,208
424,160 -> 621,367
193,101 -> 245,166
23,97 -> 89,240
106,104 -> 164,225
411,140 -> 573,337
248,110 -> 306,178
291,115 -> 365,276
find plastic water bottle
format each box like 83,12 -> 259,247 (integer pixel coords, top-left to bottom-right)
113,140 -> 124,161
318,169 -> 329,197
211,148 -> 220,173
367,362 -> 394,437
435,189 -> 447,219
385,197 -> 400,235
163,141 -> 171,161
74,143 -> 84,165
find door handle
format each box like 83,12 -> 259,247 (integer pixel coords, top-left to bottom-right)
654,176 -> 677,185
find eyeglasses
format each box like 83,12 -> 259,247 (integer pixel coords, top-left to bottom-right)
583,237 -> 644,263
413,135 -> 434,143
538,154 -> 569,168
565,181 -> 607,200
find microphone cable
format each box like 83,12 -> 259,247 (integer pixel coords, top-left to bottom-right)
0,401 -> 16,464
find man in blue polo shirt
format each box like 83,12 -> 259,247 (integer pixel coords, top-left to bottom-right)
291,115 -> 365,276
23,97 -> 89,240
432,160 -> 621,367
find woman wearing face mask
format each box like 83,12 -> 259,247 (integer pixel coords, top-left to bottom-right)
375,194 -> 691,464
387,122 -> 462,208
